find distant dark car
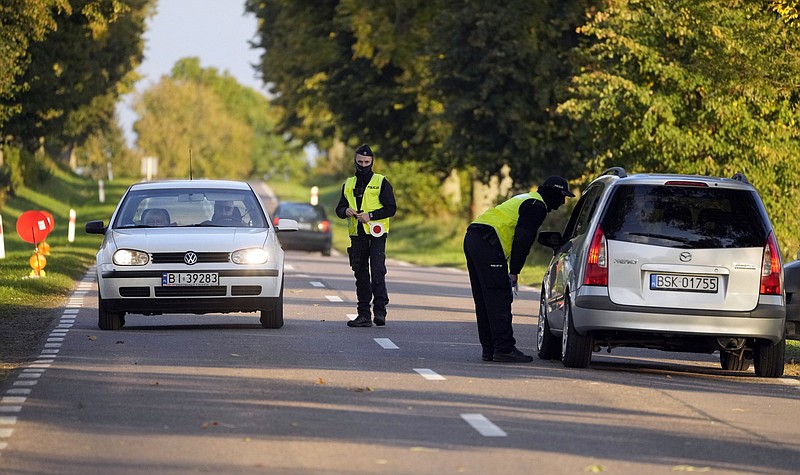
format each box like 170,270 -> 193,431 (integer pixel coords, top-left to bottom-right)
272,202 -> 332,256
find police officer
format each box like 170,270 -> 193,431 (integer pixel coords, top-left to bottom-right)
464,176 -> 575,362
336,144 -> 397,327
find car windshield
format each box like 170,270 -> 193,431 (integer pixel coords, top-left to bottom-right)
112,187 -> 268,228
601,184 -> 768,249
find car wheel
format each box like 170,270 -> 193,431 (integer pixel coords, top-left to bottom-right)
753,337 -> 785,378
322,247 -> 332,257
536,288 -> 561,360
719,351 -> 751,371
98,294 -> 124,330
561,294 -> 592,368
260,279 -> 284,329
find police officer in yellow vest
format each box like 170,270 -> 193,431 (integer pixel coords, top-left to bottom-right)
464,176 -> 574,362
336,144 -> 397,327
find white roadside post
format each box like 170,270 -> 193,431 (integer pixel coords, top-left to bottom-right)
68,209 -> 76,243
310,186 -> 319,206
0,214 -> 5,259
98,179 -> 105,203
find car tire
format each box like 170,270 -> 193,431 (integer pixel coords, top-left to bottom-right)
753,337 -> 785,378
322,247 -> 332,257
98,294 -> 124,330
561,294 -> 592,368
260,279 -> 285,329
537,289 -> 561,360
719,351 -> 751,371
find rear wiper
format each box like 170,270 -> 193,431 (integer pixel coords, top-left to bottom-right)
627,232 -> 691,243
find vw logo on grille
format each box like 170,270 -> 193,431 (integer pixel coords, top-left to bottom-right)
183,251 -> 198,265
679,252 -> 692,262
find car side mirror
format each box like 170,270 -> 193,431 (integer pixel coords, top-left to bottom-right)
537,231 -> 563,250
85,220 -> 107,235
275,218 -> 299,232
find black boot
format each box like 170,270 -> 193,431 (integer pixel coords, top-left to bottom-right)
347,315 -> 372,327
374,315 -> 386,326
493,349 -> 533,363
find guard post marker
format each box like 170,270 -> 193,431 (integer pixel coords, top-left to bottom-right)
310,186 -> 319,206
98,179 -> 105,203
68,209 -> 76,243
0,214 -> 5,259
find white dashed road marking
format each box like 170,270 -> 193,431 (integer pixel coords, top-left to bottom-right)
413,368 -> 446,381
346,314 -> 358,321
310,281 -> 324,287
461,413 -> 507,437
374,338 -> 399,349
325,295 -> 343,302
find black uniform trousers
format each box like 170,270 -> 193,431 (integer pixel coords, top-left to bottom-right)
348,234 -> 389,318
463,224 -> 516,355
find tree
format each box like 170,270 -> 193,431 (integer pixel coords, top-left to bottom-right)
169,57 -> 306,181
558,0 -> 800,253
134,77 -> 253,180
0,0 -> 69,132
3,0 -> 152,156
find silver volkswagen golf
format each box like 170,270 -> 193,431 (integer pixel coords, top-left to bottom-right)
536,168 -> 786,377
86,180 -> 298,330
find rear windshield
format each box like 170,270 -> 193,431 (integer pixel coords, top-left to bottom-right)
276,203 -> 325,220
601,184 -> 769,249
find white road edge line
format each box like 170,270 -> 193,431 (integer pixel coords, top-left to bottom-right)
413,368 -> 446,381
461,413 -> 507,437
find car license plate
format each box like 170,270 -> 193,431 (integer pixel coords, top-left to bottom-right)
297,222 -> 313,230
162,272 -> 219,286
650,274 -> 718,293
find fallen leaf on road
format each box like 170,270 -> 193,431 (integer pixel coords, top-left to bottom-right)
201,421 -> 220,429
316,377 -> 326,385
87,335 -> 97,341
672,466 -> 710,472
148,381 -> 159,386
584,465 -> 606,473
349,386 -> 374,392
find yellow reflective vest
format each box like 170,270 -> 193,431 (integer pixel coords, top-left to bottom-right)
472,192 -> 544,259
344,174 -> 391,236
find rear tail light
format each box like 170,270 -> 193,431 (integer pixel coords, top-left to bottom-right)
760,231 -> 782,295
318,220 -> 331,232
272,217 -> 280,226
584,227 -> 608,286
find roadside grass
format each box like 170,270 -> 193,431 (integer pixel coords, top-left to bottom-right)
0,168 -> 133,317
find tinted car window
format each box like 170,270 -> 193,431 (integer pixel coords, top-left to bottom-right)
276,203 -> 325,221
563,184 -> 604,240
600,184 -> 768,249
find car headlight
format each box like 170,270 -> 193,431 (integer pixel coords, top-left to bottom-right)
231,248 -> 269,265
113,249 -> 150,266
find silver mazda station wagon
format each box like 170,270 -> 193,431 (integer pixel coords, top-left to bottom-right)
536,168 -> 786,377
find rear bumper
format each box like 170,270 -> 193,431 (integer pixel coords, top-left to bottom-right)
277,231 -> 332,251
574,290 -> 786,344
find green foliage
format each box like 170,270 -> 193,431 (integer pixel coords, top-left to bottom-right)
134,77 -> 253,179
381,161 -> 448,216
559,0 -> 800,255
3,0 -> 152,153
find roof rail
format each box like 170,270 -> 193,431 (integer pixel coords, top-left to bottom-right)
731,172 -> 750,184
603,167 -> 627,178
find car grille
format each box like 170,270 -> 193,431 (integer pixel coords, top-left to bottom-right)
120,287 -> 151,297
231,285 -> 262,296
150,252 -> 230,264
154,286 -> 227,297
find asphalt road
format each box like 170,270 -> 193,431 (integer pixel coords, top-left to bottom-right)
1,250 -> 800,475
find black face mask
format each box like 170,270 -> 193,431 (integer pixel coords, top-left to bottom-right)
355,158 -> 373,177
538,187 -> 566,211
